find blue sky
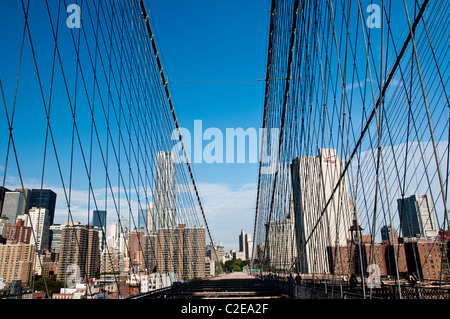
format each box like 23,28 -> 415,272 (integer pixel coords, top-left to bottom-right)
148,0 -> 270,180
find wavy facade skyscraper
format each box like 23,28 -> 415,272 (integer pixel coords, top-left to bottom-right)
154,152 -> 176,230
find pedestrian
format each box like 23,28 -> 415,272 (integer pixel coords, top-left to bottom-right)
349,273 -> 357,290
288,273 -> 294,297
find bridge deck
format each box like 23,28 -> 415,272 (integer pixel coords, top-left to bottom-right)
152,272 -> 289,299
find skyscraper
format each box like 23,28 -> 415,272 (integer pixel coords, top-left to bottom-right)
156,224 -> 205,280
92,210 -> 107,231
57,222 -> 100,282
92,210 -> 107,250
0,242 -> 35,285
29,189 -> 57,226
49,224 -> 64,253
15,188 -> 31,215
154,151 -> 176,229
147,202 -> 156,233
1,191 -> 26,225
0,187 -> 10,212
143,233 -> 158,273
239,229 -> 247,259
5,219 -> 32,244
238,229 -> 253,260
28,207 -> 50,251
290,148 -> 355,274
397,194 -> 438,238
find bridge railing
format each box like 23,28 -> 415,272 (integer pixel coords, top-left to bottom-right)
262,275 -> 450,299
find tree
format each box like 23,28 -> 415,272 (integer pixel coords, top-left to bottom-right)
33,275 -> 65,296
223,259 -> 250,272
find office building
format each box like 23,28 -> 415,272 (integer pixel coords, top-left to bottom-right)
1,192 -> 26,225
238,229 -> 247,260
92,210 -> 107,231
154,151 -> 176,229
247,236 -> 253,261
205,256 -> 215,277
106,223 -> 123,253
239,229 -> 253,260
146,202 -> 156,233
15,188 -> 31,215
49,224 -> 64,254
92,210 -> 107,250
125,229 -> 145,267
28,207 -> 50,251
5,219 -> 32,245
233,250 -> 245,260
397,195 -> 439,238
57,222 -> 100,282
100,248 -> 125,274
184,226 -> 206,279
0,217 -> 9,240
0,187 -> 10,212
291,148 -> 356,274
206,242 -> 225,264
143,233 -> 158,273
28,189 -> 57,225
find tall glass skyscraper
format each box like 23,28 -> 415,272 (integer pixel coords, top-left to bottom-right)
1,191 -> 25,225
29,189 -> 57,225
92,210 -> 107,250
397,194 -> 438,238
92,210 -> 107,231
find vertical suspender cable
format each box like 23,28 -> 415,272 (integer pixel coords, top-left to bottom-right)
139,0 -> 221,271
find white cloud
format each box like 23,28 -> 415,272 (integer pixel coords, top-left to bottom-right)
197,181 -> 257,251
